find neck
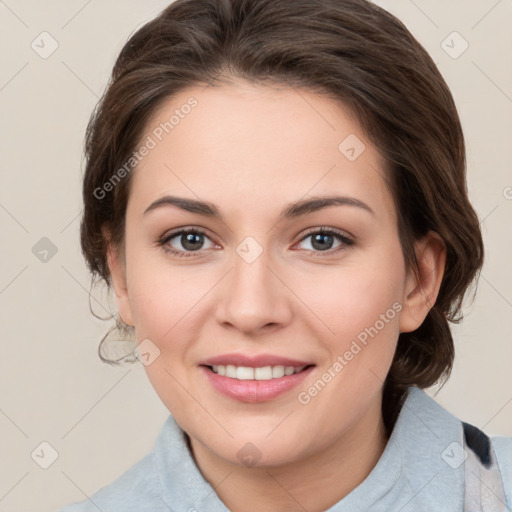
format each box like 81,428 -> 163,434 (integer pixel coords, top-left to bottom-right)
188,394 -> 389,512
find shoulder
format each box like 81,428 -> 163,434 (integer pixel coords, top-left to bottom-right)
491,434 -> 512,509
55,451 -> 167,512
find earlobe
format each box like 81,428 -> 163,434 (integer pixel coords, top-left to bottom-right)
104,229 -> 134,327
399,231 -> 446,333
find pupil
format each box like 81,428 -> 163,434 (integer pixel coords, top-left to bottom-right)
183,232 -> 203,251
312,233 -> 332,251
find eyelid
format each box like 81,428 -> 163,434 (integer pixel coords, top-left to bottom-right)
160,225 -> 216,243
157,225 -> 355,258
297,225 -> 354,242
159,225 -> 353,243
157,226 -> 219,257
293,226 -> 355,255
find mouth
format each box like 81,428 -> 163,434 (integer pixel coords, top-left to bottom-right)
205,364 -> 314,380
198,355 -> 316,402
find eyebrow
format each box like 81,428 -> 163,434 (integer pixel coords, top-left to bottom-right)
143,194 -> 375,220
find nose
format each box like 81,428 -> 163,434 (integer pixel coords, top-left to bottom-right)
214,245 -> 293,335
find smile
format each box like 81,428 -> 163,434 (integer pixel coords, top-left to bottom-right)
201,363 -> 315,402
209,364 -> 309,380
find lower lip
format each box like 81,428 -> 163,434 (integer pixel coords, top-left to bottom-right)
200,365 -> 315,403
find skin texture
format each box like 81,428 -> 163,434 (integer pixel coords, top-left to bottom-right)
106,81 -> 446,511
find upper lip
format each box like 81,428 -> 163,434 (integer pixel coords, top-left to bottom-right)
200,353 -> 314,368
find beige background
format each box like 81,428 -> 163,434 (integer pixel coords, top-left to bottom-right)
0,1 -> 511,510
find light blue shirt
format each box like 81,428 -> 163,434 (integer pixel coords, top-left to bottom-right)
56,386 -> 512,511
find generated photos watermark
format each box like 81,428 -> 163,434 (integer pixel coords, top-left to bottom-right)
93,96 -> 198,200
297,301 -> 403,405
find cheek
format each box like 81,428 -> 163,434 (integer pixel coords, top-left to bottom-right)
300,251 -> 404,337
125,250 -> 188,342
296,247 -> 405,387
124,253 -> 213,384
125,261 -> 203,414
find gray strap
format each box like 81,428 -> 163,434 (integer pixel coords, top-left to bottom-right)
463,432 -> 509,511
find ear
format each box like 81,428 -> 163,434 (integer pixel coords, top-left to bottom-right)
399,231 -> 446,333
103,227 -> 134,327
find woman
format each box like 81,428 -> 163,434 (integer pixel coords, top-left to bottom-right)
58,0 -> 512,510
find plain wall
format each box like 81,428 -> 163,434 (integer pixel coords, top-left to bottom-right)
0,1 -> 510,510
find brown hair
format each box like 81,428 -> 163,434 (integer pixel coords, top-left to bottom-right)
80,0 -> 484,434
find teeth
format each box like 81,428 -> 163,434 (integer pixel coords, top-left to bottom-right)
237,366 -> 254,380
210,364 -> 307,380
272,365 -> 285,378
226,365 -> 237,378
284,366 -> 294,376
255,366 -> 273,380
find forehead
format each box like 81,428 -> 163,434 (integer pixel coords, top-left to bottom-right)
128,82 -> 395,224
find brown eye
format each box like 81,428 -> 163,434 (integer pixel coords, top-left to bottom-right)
159,228 -> 217,257
297,228 -> 354,254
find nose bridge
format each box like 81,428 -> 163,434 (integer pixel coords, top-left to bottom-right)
215,238 -> 291,333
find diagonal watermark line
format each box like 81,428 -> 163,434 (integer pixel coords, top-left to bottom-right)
0,201 -> 29,233
469,468 -> 510,508
61,369 -> 132,439
368,366 -> 386,385
61,0 -> 93,29
367,161 -> 391,189
471,0 -> 504,30
0,408 -> 29,438
398,470 -> 440,511
0,471 -> 29,502
200,68 -> 225,91
289,83 -> 336,131
266,265 -> 336,335
201,470 -> 234,503
265,410 -> 295,438
60,211 -> 81,233
264,471 -> 310,511
0,265 -> 28,295
61,61 -> 99,99
0,0 -> 29,28
162,367 -> 234,438
0,62 -> 29,92
407,0 -> 439,28
479,204 -> 499,226
61,471 -> 104,511
472,61 -> 512,104
480,395 -> 512,431
401,400 -> 440,440
480,274 -> 512,309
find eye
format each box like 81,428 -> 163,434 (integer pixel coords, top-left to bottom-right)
157,226 -> 354,258
158,228 -> 217,257
296,227 -> 354,255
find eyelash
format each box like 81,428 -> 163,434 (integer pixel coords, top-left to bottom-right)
157,226 -> 355,258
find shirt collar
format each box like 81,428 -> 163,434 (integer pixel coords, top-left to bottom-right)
328,386 -> 465,511
154,386 -> 465,511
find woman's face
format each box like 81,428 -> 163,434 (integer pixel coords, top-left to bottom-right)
108,81 -> 438,468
